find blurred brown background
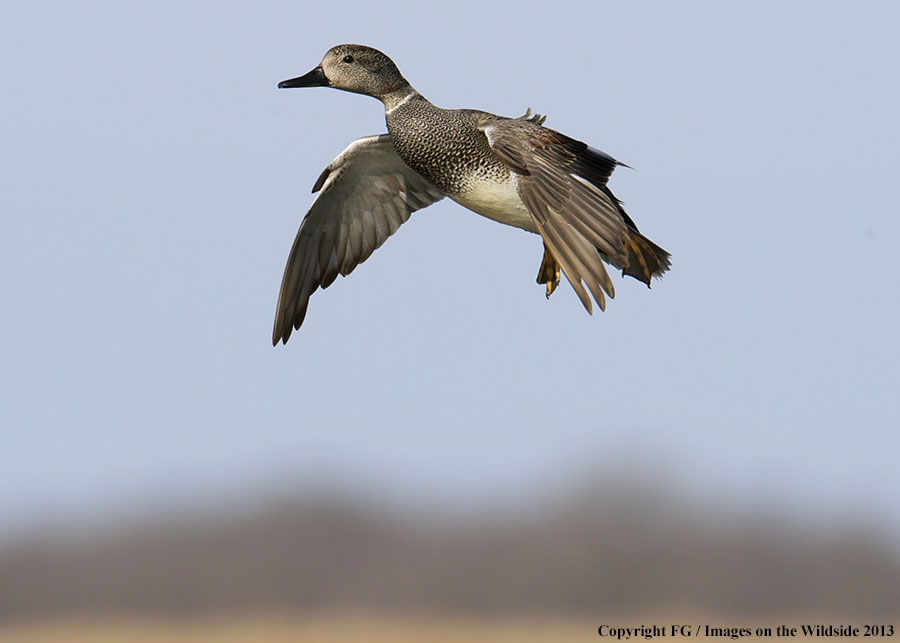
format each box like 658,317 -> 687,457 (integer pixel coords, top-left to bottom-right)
2,477 -> 898,640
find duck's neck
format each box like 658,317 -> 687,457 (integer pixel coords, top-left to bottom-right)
381,84 -> 428,114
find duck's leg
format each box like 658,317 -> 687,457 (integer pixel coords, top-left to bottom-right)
536,243 -> 561,298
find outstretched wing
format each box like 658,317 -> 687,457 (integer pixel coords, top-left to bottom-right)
482,114 -> 669,314
273,134 -> 445,345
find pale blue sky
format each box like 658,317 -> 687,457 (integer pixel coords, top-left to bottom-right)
1,1 -> 898,540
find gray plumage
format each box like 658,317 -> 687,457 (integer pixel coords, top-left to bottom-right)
273,135 -> 443,340
273,44 -> 670,345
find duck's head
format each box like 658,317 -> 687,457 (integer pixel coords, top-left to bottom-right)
278,44 -> 408,99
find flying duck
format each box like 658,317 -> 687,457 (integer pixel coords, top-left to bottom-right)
273,44 -> 670,345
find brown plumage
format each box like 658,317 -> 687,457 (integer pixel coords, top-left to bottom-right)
481,111 -> 670,312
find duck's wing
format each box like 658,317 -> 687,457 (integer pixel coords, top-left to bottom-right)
273,134 -> 445,345
481,114 -> 670,314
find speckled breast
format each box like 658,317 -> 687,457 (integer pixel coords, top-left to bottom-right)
386,105 -> 508,195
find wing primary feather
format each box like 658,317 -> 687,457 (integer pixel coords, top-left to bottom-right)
549,215 -> 612,306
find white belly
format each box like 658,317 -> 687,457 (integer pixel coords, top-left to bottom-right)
449,174 -> 537,233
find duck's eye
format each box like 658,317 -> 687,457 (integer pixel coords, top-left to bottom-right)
343,55 -> 354,64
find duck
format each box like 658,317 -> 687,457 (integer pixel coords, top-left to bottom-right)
272,44 -> 670,345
